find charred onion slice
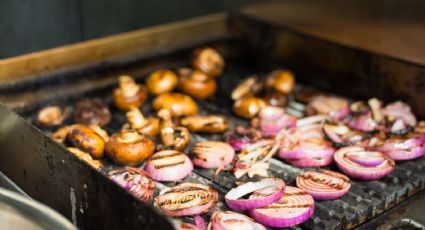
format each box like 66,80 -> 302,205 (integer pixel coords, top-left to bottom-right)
347,111 -> 378,132
191,141 -> 235,169
249,186 -> 314,228
374,133 -> 425,161
108,168 -> 155,202
258,106 -> 296,137
225,127 -> 262,152
334,146 -> 395,180
383,101 -> 417,128
225,178 -> 285,210
305,95 -> 349,121
144,150 -> 193,181
296,170 -> 351,200
155,183 -> 218,217
208,211 -> 266,230
323,123 -> 369,147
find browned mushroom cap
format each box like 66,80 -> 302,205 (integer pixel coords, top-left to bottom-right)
152,93 -> 198,117
178,68 -> 216,99
263,91 -> 287,107
160,126 -> 190,151
267,70 -> 295,95
181,115 -> 229,133
35,106 -> 68,127
74,98 -> 111,126
52,124 -> 80,143
106,130 -> 155,166
113,75 -> 148,111
66,125 -> 105,159
233,96 -> 266,119
231,76 -> 264,101
192,47 -> 225,77
67,147 -> 102,170
125,107 -> 160,136
146,70 -> 178,95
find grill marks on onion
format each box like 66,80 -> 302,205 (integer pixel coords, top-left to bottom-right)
296,170 -> 351,200
144,150 -> 193,181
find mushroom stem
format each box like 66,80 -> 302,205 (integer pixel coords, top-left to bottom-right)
127,107 -> 148,129
118,131 -> 140,143
119,75 -> 140,98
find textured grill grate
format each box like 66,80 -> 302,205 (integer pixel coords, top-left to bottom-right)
23,65 -> 425,230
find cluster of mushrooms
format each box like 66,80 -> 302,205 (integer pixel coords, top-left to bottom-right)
33,47 -> 425,229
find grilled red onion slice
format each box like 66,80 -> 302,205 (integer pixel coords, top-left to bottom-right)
226,127 -> 262,151
277,124 -> 335,167
144,150 -> 193,181
155,183 -> 218,217
383,101 -> 416,128
306,95 -> 349,121
208,211 -> 266,230
249,186 -> 314,228
374,133 -> 425,161
323,123 -> 369,147
225,178 -> 286,210
334,146 -> 395,180
191,141 -> 235,169
296,170 -> 351,200
348,111 -> 378,132
258,106 -> 296,137
108,168 -> 155,202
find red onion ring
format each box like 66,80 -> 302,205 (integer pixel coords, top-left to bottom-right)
296,170 -> 351,200
383,101 -> 416,127
347,111 -> 378,132
108,168 -> 155,202
191,141 -> 235,169
334,146 -> 395,180
323,123 -> 369,147
258,106 -> 296,137
225,178 -> 285,210
144,150 -> 193,181
249,186 -> 314,228
226,127 -> 262,151
208,211 -> 266,230
155,183 -> 218,217
194,215 -> 207,230
374,133 -> 425,161
306,95 -> 349,121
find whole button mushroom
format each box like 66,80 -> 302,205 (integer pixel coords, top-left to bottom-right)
106,130 -> 155,166
267,70 -> 295,95
158,109 -> 190,151
263,91 -> 287,107
35,106 -> 69,128
146,70 -> 178,95
123,107 -> 160,136
74,98 -> 111,127
233,96 -> 266,119
192,47 -> 225,77
178,68 -> 217,99
113,75 -> 148,111
66,125 -> 106,159
152,93 -> 198,117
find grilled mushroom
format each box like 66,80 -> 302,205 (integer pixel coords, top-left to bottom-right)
192,47 -> 224,77
113,75 -> 148,111
67,147 -> 102,170
66,125 -> 106,159
181,115 -> 229,133
74,98 -> 111,126
146,70 -> 178,95
106,130 -> 155,166
231,76 -> 263,101
233,96 -> 266,119
123,107 -> 160,136
263,91 -> 287,107
178,68 -> 216,99
266,70 -> 295,95
158,109 -> 190,151
152,93 -> 198,117
35,106 -> 68,128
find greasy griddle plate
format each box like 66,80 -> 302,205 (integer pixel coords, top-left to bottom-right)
22,65 -> 425,230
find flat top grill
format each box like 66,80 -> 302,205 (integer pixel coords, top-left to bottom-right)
19,60 -> 425,230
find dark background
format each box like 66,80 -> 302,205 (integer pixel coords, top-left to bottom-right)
0,0 -> 255,58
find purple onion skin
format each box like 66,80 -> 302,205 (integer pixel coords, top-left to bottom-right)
249,205 -> 314,228
225,187 -> 285,211
228,139 -> 249,152
384,146 -> 425,161
334,159 -> 394,181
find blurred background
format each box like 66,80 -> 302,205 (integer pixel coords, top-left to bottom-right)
0,0 -> 256,58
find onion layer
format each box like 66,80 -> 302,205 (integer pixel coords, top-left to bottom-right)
208,211 -> 266,230
249,186 -> 314,228
258,106 -> 296,137
323,123 -> 369,147
374,133 -> 425,161
225,178 -> 285,210
108,168 -> 155,202
296,170 -> 351,200
191,141 -> 235,168
305,95 -> 349,121
226,127 -> 262,151
144,150 -> 193,181
155,183 -> 218,217
334,146 -> 395,180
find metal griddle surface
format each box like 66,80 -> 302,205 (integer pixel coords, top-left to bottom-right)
19,60 -> 425,230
